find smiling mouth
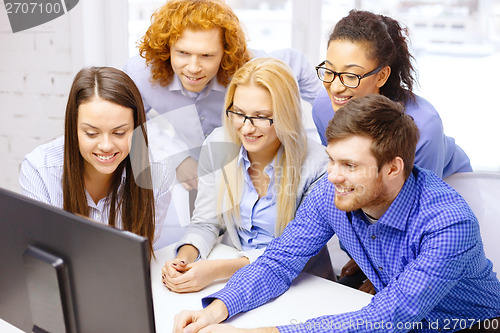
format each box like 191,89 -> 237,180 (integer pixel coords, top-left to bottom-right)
94,153 -> 117,161
244,135 -> 261,141
333,95 -> 351,102
185,75 -> 204,82
335,186 -> 354,195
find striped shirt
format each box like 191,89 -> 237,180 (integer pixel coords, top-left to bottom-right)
204,166 -> 500,332
19,135 -> 174,249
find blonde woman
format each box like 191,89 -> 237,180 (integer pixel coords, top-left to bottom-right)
161,58 -> 330,292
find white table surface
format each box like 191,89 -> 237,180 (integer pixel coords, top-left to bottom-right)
1,244 -> 373,332
151,244 -> 373,331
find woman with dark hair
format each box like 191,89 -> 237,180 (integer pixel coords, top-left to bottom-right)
19,67 -> 174,258
311,9 -> 473,293
313,9 -> 471,178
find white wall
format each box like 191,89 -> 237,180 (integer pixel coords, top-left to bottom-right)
0,2 -> 72,192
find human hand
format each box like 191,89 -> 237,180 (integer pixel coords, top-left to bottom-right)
162,244 -> 200,289
176,157 -> 199,190
339,258 -> 375,294
162,258 -> 190,282
163,259 -> 219,293
340,258 -> 360,278
359,279 -> 376,295
173,299 -> 228,333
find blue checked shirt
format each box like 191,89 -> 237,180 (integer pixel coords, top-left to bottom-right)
203,166 -> 500,332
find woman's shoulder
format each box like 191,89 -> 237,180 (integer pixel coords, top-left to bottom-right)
301,139 -> 328,177
404,94 -> 444,130
404,95 -> 441,119
200,127 -> 240,170
305,139 -> 328,160
23,136 -> 65,168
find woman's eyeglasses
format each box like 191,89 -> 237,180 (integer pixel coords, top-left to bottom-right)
315,61 -> 382,88
226,103 -> 274,127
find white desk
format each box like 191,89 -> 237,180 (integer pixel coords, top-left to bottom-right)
1,244 -> 372,332
151,244 -> 373,330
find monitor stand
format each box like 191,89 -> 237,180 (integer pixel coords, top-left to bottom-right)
23,246 -> 77,333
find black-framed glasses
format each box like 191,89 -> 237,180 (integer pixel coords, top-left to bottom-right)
315,61 -> 382,88
225,103 -> 274,127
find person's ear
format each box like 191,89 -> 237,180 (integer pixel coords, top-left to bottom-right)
375,65 -> 391,88
385,156 -> 404,179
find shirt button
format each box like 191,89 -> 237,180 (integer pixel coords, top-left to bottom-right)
200,116 -> 205,120
378,267 -> 383,271
371,235 -> 376,239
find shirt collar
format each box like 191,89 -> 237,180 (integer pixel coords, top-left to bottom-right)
170,74 -> 226,96
237,145 -> 283,177
169,74 -> 184,92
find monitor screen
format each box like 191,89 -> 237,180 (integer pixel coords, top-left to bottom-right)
0,188 -> 155,333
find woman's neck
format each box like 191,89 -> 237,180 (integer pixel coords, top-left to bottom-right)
247,147 -> 278,170
83,169 -> 114,204
247,151 -> 277,199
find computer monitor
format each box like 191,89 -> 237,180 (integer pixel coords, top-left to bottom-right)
0,187 -> 155,333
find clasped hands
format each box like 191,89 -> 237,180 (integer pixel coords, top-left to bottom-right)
162,257 -> 221,293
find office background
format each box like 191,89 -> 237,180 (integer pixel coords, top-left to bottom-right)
1,0 -> 499,193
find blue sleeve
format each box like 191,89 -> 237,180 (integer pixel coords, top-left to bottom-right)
202,176 -> 335,318
291,48 -> 323,105
413,116 -> 447,178
264,48 -> 323,105
407,96 -> 460,178
277,215 -> 483,332
311,89 -> 333,146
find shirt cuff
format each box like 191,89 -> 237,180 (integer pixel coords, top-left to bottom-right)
174,243 -> 201,261
202,287 -> 246,320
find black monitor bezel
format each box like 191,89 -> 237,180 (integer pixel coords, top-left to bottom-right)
0,187 -> 155,332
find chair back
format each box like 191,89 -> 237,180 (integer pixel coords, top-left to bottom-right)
444,172 -> 500,273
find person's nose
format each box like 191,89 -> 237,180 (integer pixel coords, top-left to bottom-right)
97,134 -> 114,152
327,162 -> 345,184
327,75 -> 346,94
186,56 -> 201,73
240,118 -> 256,133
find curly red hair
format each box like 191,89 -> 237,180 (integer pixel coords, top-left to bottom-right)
139,0 -> 251,87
